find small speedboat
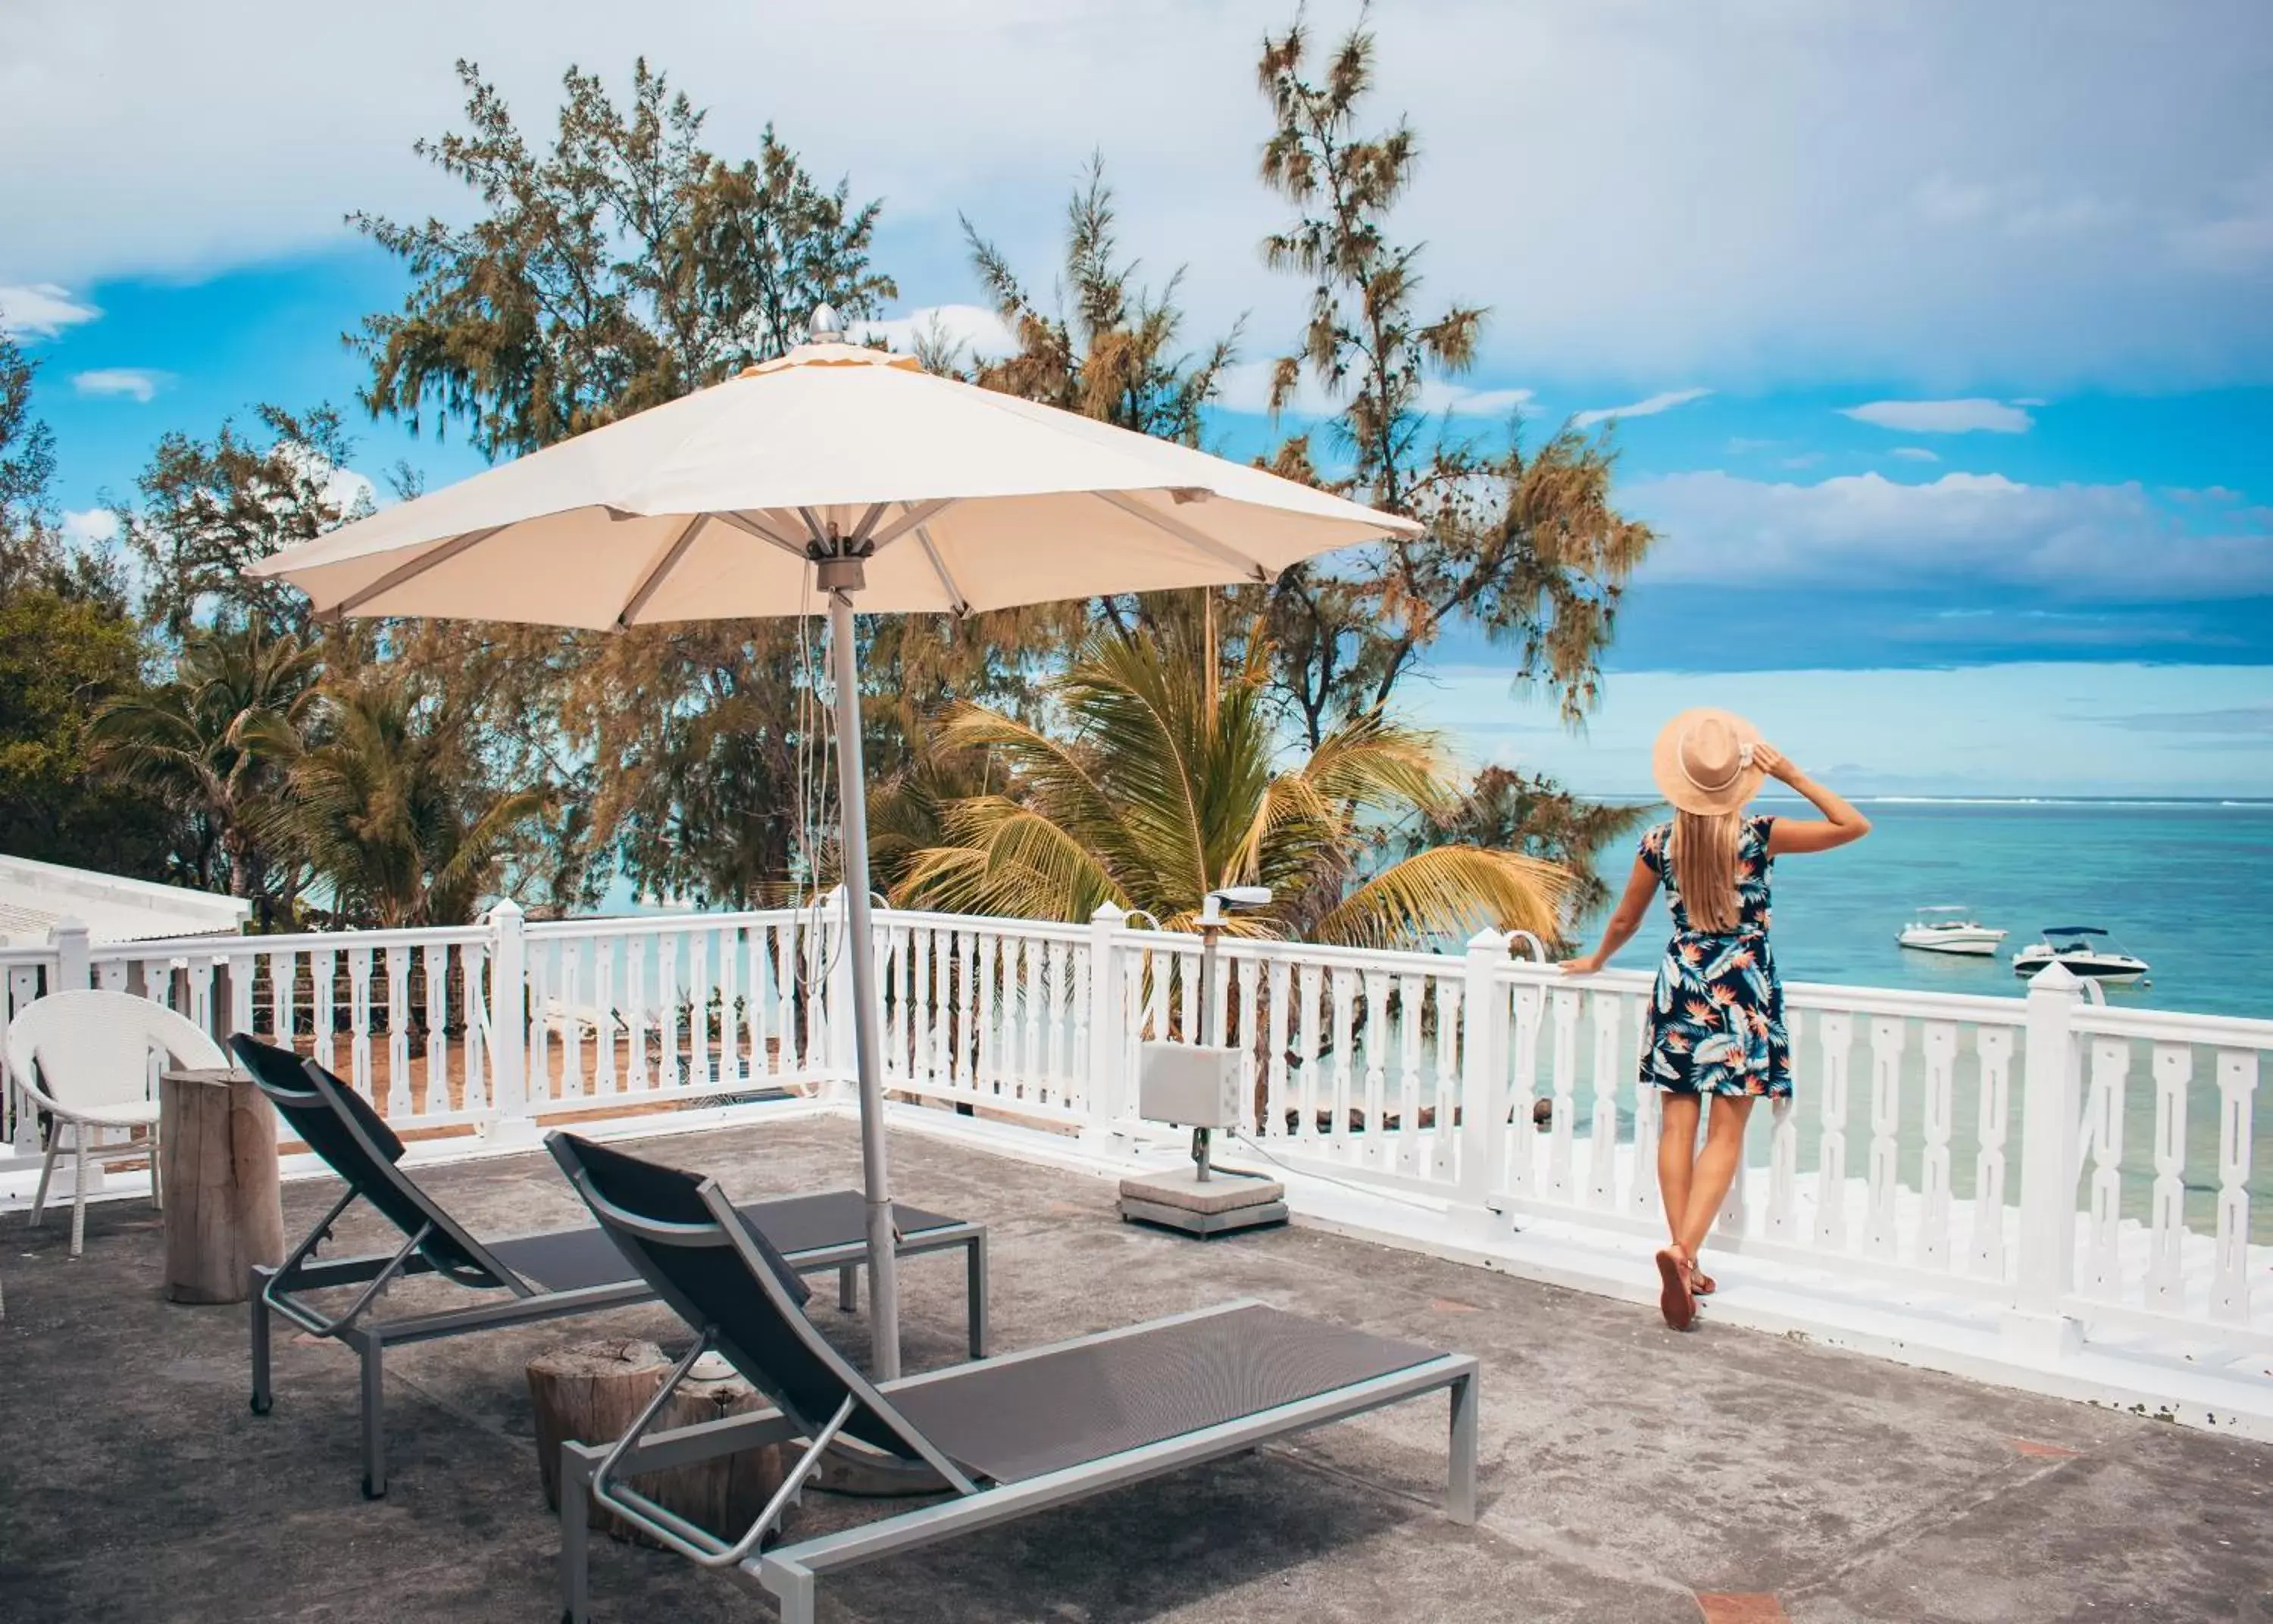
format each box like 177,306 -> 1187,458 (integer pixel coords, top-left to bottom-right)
2012,925 -> 2151,984
1897,906 -> 2007,957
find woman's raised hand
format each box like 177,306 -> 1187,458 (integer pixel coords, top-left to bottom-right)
1752,741 -> 1799,784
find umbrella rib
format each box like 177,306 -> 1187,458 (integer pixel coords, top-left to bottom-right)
913,524 -> 970,617
1091,492 -> 1273,582
865,498 -> 955,555
613,513 -> 711,629
714,510 -> 814,560
326,524 -> 508,619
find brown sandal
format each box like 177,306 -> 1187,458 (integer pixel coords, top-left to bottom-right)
1688,1265 -> 1717,1296
1655,1248 -> 1697,1331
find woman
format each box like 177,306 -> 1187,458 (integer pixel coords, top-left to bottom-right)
1562,709 -> 1870,1331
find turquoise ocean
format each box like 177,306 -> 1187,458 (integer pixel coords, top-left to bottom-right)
1578,798 -> 2273,1023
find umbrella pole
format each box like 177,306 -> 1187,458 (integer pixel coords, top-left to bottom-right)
826,580 -> 902,1381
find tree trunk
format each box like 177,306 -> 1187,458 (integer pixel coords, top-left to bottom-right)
527,1339 -> 787,1547
159,1068 -> 285,1304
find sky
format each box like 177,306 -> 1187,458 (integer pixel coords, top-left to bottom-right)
4,0 -> 2269,796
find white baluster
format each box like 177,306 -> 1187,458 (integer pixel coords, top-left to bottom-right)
1397,972 -> 1425,1174
1021,935 -> 1043,1095
1509,983 -> 1543,1199
348,951 -> 374,1101
1864,1017 -> 1905,1259
1267,959 -> 1292,1138
1815,1011 -> 1852,1251
1330,969 -> 1358,1150
626,935 -> 650,1092
976,932 -> 999,1095
1047,940 -> 1068,1104
718,926 -> 742,1088
659,933 -> 681,1090
460,944 -> 488,1113
559,942 -> 585,1101
1071,941 -> 1094,1116
2081,1037 -> 2130,1298
1918,1021 -> 1957,1270
266,950 -> 296,1057
424,945 -> 451,1113
1296,965 -> 1323,1139
225,952 -> 255,1045
593,938 -> 618,1095
1361,969 -> 1390,1166
1429,976 -> 1457,1180
525,942 -> 553,1104
383,946 -> 412,1116
1628,994 -> 1659,1223
2143,1043 -> 2192,1311
1970,1026 -> 2015,1278
1546,988 -> 1580,1202
1589,992 -> 1622,1208
755,926 -> 773,1081
687,929 -> 711,1095
2211,1049 -> 2257,1324
961,932 -> 981,1096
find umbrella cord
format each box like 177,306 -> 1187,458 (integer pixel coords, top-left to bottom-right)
793,573 -> 841,999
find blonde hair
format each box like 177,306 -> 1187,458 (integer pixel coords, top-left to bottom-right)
1672,809 -> 1743,933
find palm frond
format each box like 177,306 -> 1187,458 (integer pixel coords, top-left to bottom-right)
1312,845 -> 1571,951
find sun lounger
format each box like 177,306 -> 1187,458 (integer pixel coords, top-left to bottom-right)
549,1131 -> 1479,1624
228,1035 -> 986,1499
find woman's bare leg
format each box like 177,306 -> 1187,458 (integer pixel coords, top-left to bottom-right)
1677,1095 -> 1756,1260
1656,1092 -> 1700,1253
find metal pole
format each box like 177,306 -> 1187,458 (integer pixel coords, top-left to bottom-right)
827,584 -> 902,1380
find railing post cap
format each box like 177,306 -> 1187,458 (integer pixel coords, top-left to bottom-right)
1465,926 -> 1509,953
48,915 -> 89,939
2026,961 -> 2084,997
487,898 -> 524,922
1090,901 -> 1128,923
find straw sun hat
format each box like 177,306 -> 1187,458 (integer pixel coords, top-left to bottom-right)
1652,707 -> 1766,816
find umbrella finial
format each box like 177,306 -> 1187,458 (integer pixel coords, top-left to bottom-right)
808,303 -> 844,344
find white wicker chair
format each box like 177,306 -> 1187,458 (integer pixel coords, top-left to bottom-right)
5,989 -> 227,1256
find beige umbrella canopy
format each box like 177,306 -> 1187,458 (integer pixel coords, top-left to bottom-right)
251,329 -> 1412,626
250,307 -> 1420,1378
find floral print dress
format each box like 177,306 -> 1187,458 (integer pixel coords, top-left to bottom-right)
1637,815 -> 1793,1098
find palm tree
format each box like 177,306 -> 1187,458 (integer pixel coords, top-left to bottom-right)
87,626 -> 320,909
279,672 -> 547,928
893,629 -> 1568,948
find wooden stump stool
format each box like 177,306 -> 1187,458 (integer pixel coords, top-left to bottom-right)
528,1338 -> 787,1546
158,1067 -> 284,1304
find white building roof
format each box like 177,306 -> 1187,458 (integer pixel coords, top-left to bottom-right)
0,854 -> 252,947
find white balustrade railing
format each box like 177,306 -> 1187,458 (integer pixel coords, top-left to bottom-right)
4,903 -> 2265,1361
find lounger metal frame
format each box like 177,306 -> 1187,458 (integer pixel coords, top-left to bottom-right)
552,1143 -> 1477,1624
243,1053 -> 986,1500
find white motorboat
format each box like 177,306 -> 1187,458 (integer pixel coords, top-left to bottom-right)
1896,905 -> 2007,957
2012,925 -> 2151,984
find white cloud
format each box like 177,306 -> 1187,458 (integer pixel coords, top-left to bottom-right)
274,439 -> 378,517
1571,387 -> 1711,428
1890,446 -> 1941,462
1624,469 -> 2273,600
852,302 -> 1016,364
1840,398 -> 2034,434
72,367 -> 170,401
2,2 -> 2269,392
0,283 -> 99,339
62,508 -> 117,543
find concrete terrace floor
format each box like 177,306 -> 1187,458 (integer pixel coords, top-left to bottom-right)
4,1116 -> 2271,1624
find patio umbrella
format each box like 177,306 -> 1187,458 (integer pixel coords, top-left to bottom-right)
249,305 -> 1420,1377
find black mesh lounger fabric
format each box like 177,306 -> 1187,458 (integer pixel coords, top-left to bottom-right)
888,1306 -> 1445,1484
231,1035 -> 499,1283
558,1132 -> 916,1458
490,1193 -> 961,1293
